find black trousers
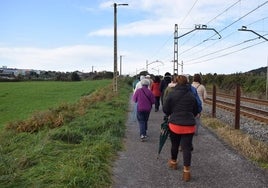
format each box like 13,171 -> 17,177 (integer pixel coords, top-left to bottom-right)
154,96 -> 160,110
169,130 -> 194,166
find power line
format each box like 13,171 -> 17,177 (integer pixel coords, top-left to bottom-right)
148,0 -> 200,64
180,1 -> 268,58
179,0 -> 199,26
206,0 -> 241,25
149,34 -> 173,61
150,1 -> 268,72
207,0 -> 268,40
186,39 -> 267,65
184,34 -> 266,63
247,16 -> 268,27
182,15 -> 268,59
179,0 -> 241,51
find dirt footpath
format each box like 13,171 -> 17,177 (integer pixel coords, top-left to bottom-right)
112,98 -> 268,188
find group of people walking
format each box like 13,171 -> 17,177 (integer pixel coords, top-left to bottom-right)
132,72 -> 207,182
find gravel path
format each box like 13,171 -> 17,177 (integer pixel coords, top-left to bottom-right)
112,98 -> 268,188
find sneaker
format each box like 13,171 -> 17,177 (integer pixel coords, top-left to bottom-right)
140,135 -> 146,142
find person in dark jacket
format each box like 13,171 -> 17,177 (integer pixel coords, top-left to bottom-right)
160,72 -> 172,106
163,75 -> 198,182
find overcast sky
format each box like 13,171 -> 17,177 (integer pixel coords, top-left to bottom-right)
0,0 -> 267,76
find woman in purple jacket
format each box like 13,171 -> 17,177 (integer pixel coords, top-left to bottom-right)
132,79 -> 155,141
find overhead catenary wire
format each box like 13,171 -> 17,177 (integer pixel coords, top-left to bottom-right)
148,0 -> 200,69
180,0 -> 242,54
247,16 -> 268,27
179,0 -> 199,27
186,38 -> 267,65
182,15 -> 268,60
184,34 -> 268,63
146,1 -> 268,74
180,1 -> 268,57
181,1 -> 268,65
206,1 -> 268,41
206,0 -> 242,25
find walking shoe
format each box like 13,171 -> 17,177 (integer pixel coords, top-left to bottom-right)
168,159 -> 178,170
140,135 -> 146,142
182,166 -> 191,182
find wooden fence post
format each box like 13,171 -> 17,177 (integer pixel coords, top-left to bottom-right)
212,85 -> 216,118
235,84 -> 241,129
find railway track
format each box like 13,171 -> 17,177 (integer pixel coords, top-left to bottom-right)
205,93 -> 268,124
209,92 -> 268,106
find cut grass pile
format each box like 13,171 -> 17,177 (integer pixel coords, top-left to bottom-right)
0,79 -> 131,187
202,115 -> 268,169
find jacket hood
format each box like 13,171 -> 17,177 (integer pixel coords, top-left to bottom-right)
168,82 -> 177,88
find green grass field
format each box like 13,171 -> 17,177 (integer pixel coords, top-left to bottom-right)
0,79 -> 131,187
0,80 -> 111,128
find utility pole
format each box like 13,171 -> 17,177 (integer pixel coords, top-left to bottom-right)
238,26 -> 268,99
113,3 -> 128,92
174,24 -> 178,75
174,24 -> 221,75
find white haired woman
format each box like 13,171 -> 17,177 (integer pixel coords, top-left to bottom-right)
132,79 -> 155,141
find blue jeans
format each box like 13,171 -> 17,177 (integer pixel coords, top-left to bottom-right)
131,102 -> 137,122
195,116 -> 202,135
136,111 -> 150,136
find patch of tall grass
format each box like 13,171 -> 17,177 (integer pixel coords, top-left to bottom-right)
202,115 -> 268,169
0,79 -> 132,187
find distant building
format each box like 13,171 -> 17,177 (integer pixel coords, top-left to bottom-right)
0,66 -> 40,79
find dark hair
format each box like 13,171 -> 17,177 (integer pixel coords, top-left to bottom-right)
193,74 -> 202,84
176,75 -> 188,85
171,74 -> 177,82
154,76 -> 161,83
164,72 -> 171,76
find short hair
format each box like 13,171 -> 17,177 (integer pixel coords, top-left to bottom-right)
154,76 -> 161,83
193,74 -> 202,83
171,74 -> 177,82
176,75 -> 188,85
164,72 -> 171,76
141,79 -> 150,86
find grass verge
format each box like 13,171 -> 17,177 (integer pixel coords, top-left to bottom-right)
202,115 -> 268,169
0,79 -> 131,188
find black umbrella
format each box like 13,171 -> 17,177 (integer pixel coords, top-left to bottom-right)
158,115 -> 169,156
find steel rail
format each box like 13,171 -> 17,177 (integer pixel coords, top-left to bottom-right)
207,91 -> 268,106
205,98 -> 268,124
